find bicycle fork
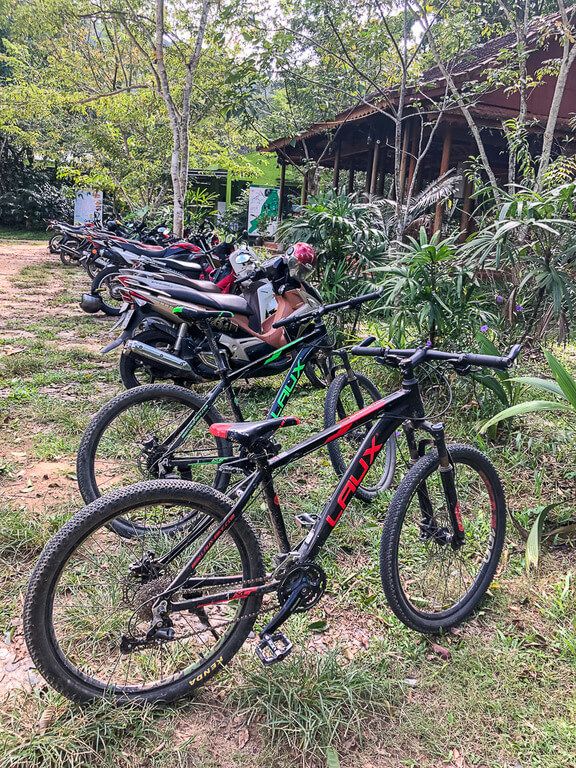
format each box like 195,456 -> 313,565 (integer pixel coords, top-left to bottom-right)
412,422 -> 465,548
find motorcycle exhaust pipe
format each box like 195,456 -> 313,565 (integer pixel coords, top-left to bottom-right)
124,340 -> 193,373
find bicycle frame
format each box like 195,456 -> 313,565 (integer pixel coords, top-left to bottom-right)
160,320 -> 350,467
156,373 -> 433,613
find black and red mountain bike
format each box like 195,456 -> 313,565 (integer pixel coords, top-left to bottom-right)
24,341 -> 521,704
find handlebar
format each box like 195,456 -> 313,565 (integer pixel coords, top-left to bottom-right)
350,342 -> 522,372
272,289 -> 382,329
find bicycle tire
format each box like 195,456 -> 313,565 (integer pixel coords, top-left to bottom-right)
380,444 -> 506,633
77,384 -> 233,535
324,372 -> 396,502
24,480 -> 264,703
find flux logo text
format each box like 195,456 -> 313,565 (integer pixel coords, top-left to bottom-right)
326,436 -> 384,527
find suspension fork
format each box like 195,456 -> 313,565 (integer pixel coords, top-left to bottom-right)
430,423 -> 465,546
404,421 -> 436,531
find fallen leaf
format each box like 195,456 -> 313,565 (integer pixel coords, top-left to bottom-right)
430,642 -> 451,661
37,706 -> 58,735
237,728 -> 250,749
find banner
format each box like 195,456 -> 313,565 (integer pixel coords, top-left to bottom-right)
248,186 -> 279,236
74,190 -> 103,226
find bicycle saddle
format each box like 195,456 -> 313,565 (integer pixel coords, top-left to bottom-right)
209,417 -> 301,447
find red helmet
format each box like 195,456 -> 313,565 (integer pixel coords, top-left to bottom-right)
285,242 -> 317,277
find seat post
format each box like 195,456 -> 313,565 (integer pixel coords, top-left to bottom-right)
198,319 -> 229,376
257,456 -> 291,554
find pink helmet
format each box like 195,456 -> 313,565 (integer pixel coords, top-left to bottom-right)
285,242 -> 317,277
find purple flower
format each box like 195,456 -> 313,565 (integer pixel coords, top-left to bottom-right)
480,324 -> 489,333
425,339 -> 432,348
496,295 -> 504,304
515,304 -> 524,312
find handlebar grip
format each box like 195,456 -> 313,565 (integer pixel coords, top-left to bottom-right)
348,289 -> 382,307
350,345 -> 385,356
272,311 -> 315,329
356,336 -> 376,348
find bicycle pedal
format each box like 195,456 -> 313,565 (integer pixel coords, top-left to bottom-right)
295,513 -> 317,530
255,632 -> 293,666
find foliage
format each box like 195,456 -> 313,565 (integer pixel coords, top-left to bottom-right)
480,350 -> 576,434
471,333 -> 528,438
374,228 -> 495,347
277,190 -> 388,303
379,171 -> 462,238
0,136 -> 72,227
461,183 -> 576,341
230,651 -> 396,762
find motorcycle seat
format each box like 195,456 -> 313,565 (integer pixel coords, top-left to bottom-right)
152,283 -> 253,316
161,258 -> 203,272
151,273 -> 221,292
118,241 -> 172,256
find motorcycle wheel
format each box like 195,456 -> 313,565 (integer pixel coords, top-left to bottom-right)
86,256 -> 106,279
119,328 -> 199,389
90,266 -> 123,317
49,234 -> 64,254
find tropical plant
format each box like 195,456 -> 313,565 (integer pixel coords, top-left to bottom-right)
374,228 -> 496,347
277,190 -> 389,303
461,183 -> 576,342
471,333 -> 528,438
480,350 -> 576,434
378,170 -> 461,238
481,351 -> 576,571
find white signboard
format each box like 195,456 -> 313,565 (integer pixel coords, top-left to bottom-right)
248,186 -> 279,237
74,190 -> 103,226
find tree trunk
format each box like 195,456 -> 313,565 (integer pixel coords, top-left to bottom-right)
536,15 -> 576,189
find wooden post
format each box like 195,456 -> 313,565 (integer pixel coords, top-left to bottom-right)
347,167 -> 355,194
406,120 -> 420,198
365,142 -> 375,193
433,126 -> 453,233
377,148 -> 386,197
397,121 -> 411,202
301,170 -> 309,206
278,160 -> 286,223
459,177 -> 473,240
369,140 -> 381,196
332,140 -> 341,192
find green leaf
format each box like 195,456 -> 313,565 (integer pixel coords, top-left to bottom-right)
544,351 -> 576,410
326,746 -> 340,768
479,400 -> 570,433
526,503 -> 564,572
511,376 -> 565,398
307,619 -> 328,632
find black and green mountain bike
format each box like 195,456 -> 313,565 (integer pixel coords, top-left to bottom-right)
76,292 -> 397,536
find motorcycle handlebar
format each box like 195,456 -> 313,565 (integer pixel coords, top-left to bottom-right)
272,289 -> 382,329
349,342 -> 523,371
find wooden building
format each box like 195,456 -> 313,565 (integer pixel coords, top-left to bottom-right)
265,13 -> 576,232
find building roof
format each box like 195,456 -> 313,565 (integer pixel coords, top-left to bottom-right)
265,9 -> 572,152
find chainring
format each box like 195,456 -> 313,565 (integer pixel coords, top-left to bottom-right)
277,563 -> 327,613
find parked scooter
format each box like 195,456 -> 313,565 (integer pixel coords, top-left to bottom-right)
80,240 -> 236,316
103,243 -> 320,387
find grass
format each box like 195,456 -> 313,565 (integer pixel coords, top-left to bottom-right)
1,248 -> 576,767
230,651 -> 399,764
0,228 -> 47,242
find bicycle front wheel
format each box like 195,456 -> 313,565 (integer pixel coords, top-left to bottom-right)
324,372 -> 396,502
24,480 -> 264,704
380,444 -> 506,633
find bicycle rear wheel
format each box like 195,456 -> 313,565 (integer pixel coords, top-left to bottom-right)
324,372 -> 396,502
380,444 -> 506,633
24,480 -> 264,704
77,384 -> 233,537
